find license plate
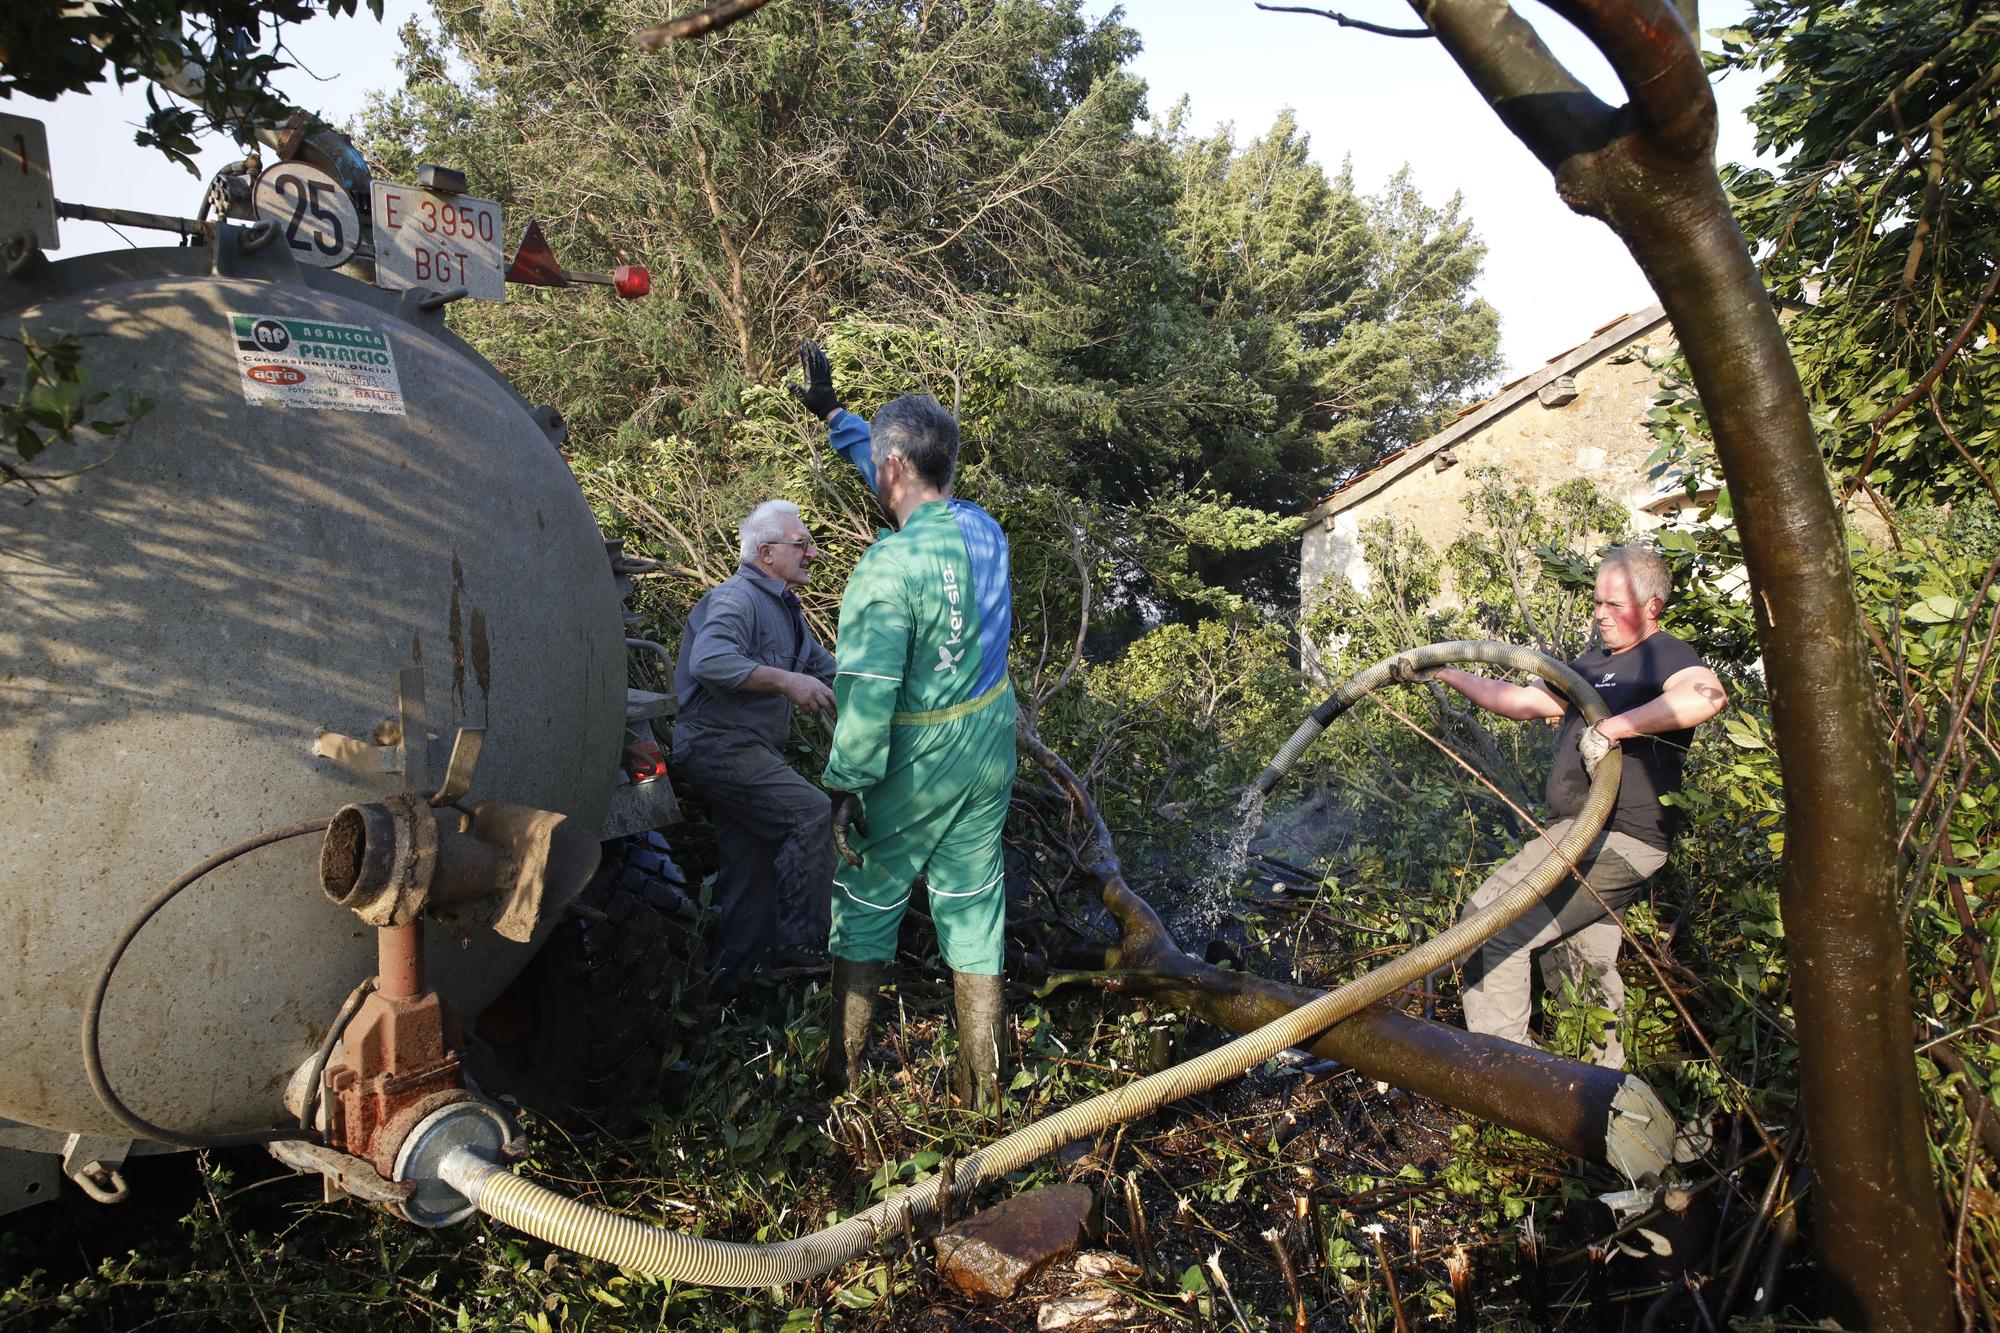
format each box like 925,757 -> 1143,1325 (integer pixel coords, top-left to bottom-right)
369,182 -> 505,302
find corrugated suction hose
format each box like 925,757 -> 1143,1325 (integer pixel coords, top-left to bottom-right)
440,640 -> 1618,1287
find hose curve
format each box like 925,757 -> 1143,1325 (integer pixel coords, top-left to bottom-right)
444,640 -> 1618,1287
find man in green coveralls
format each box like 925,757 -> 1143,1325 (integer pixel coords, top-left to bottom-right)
789,342 -> 1016,1108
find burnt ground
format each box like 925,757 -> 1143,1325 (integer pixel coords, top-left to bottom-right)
771,996 -> 1639,1333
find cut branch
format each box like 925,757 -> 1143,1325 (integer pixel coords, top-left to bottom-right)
1017,709 -> 1671,1174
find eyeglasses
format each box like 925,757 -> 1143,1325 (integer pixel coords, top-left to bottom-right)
766,538 -> 817,553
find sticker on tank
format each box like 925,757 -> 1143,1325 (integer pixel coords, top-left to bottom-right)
227,312 -> 407,415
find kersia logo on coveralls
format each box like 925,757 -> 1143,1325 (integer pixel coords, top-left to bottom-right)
937,566 -> 966,674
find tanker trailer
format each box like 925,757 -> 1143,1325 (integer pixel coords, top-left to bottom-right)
0,124 -> 691,1219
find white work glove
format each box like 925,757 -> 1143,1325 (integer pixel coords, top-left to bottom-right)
1579,723 -> 1617,778
1389,658 -> 1441,685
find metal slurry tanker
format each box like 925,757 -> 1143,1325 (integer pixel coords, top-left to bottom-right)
0,126 -> 689,1218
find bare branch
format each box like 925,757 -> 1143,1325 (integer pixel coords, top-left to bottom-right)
1031,521 -> 1093,717
1015,713 -> 1175,959
1254,3 -> 1434,38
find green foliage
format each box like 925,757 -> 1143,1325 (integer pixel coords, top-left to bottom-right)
1642,488 -> 2000,1293
0,0 -> 385,168
1446,469 -> 1628,657
356,1 -> 1495,614
1717,1 -> 2000,503
0,331 -> 154,496
1163,109 -> 1501,493
1615,9 -> 2000,1301
1035,613 -> 1310,837
1297,474 -> 1634,834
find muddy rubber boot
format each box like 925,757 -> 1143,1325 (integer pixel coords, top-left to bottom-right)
950,970 -> 1007,1113
818,958 -> 883,1096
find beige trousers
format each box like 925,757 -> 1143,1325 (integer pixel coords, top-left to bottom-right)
1457,818 -> 1668,1068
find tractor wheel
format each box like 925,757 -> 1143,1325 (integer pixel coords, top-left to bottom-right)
470,832 -> 706,1136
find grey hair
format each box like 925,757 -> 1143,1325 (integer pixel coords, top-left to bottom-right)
739,499 -> 803,563
870,394 -> 960,491
1600,545 -> 1671,609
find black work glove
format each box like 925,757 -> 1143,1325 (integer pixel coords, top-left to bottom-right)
1389,658 -> 1442,685
829,789 -> 869,868
789,339 -> 842,420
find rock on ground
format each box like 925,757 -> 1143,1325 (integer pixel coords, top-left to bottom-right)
934,1183 -> 1101,1301
1036,1289 -> 1136,1329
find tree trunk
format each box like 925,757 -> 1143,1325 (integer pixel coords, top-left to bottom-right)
1402,3 -> 1950,1324
1021,724 -> 1676,1180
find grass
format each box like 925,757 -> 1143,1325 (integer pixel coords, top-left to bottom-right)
0,835 -> 1795,1331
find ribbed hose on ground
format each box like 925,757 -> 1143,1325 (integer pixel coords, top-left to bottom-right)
440,640 -> 1616,1287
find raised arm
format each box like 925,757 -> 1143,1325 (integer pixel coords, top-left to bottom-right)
826,410 -> 876,489
1431,668 -> 1568,721
790,339 -> 877,487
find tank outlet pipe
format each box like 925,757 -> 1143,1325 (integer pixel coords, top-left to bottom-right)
429,641 -> 1618,1288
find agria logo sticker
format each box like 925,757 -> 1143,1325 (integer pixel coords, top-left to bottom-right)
245,365 -> 306,386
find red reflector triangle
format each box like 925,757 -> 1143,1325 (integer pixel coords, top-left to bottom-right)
506,220 -> 569,286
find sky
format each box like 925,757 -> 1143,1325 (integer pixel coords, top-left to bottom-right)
1093,0 -> 1767,376
30,0 -> 1765,380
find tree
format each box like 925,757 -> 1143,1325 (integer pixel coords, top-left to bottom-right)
359,10 -> 1499,617
1169,114 -> 1499,487
1324,1 -> 1953,1324
363,0 -> 1150,447
1720,1 -> 2000,506
0,0 -> 385,167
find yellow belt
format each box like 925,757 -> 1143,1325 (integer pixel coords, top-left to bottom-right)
891,677 -> 1013,726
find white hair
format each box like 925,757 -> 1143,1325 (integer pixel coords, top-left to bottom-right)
739,499 -> 803,563
1601,545 -> 1671,608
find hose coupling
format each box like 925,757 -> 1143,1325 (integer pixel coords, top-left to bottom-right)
319,794 -> 566,942
393,1101 -> 516,1227
320,793 -> 437,926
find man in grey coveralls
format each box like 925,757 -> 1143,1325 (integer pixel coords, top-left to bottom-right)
673,500 -> 838,1000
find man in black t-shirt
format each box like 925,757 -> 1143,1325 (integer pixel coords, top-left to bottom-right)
1419,547 -> 1727,1066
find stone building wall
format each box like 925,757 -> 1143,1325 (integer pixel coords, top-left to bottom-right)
1301,308 -> 1684,607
